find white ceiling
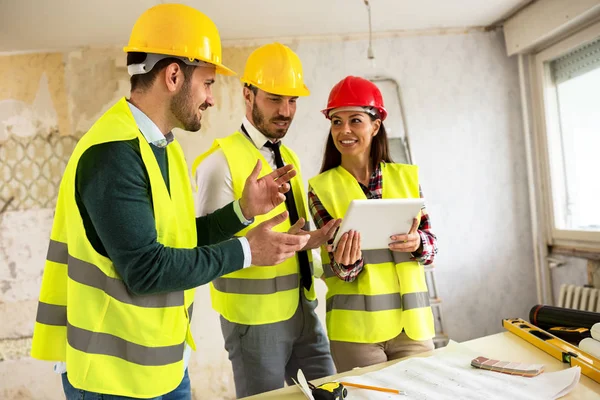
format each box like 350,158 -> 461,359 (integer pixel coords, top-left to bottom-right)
0,0 -> 531,53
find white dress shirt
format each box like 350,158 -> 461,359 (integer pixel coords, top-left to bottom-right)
195,117 -> 282,217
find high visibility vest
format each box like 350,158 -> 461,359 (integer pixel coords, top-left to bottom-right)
308,163 -> 434,343
30,98 -> 197,398
192,131 -> 316,325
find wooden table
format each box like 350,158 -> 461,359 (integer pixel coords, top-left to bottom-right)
243,332 -> 600,399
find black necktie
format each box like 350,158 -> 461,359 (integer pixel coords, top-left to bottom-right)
260,139 -> 312,291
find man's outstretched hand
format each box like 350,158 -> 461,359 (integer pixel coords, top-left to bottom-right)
239,160 -> 297,220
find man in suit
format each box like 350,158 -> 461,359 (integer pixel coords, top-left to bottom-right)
193,42 -> 340,398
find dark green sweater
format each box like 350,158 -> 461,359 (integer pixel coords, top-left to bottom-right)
75,138 -> 245,295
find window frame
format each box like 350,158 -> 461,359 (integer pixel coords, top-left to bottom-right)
532,19 -> 600,250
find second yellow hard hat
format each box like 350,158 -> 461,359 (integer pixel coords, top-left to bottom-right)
241,43 -> 310,97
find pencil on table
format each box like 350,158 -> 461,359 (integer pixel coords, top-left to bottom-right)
339,381 -> 406,395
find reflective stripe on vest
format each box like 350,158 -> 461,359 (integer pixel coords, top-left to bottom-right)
46,239 -> 68,263
36,302 -> 66,326
326,291 -> 430,312
36,300 -> 195,343
68,256 -> 183,307
67,323 -> 185,367
45,238 -> 183,308
322,250 -> 411,278
212,273 -> 298,295
194,131 -> 317,325
212,262 -> 315,294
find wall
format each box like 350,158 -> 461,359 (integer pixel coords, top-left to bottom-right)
1,29 -> 538,399
550,257 -> 590,304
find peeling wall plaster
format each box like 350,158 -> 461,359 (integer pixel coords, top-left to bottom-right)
0,53 -> 69,137
65,48 -> 129,136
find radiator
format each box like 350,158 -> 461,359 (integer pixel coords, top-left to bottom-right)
557,284 -> 600,312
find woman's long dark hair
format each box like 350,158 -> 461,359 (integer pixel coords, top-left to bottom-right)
319,114 -> 393,173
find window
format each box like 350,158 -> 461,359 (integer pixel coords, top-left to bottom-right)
548,41 -> 600,231
534,22 -> 600,248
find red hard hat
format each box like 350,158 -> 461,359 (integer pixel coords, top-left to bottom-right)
321,76 -> 387,121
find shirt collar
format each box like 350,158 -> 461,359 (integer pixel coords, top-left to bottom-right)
242,116 -> 279,150
127,100 -> 174,148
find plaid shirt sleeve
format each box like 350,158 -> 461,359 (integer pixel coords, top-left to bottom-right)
410,185 -> 438,265
308,186 -> 364,282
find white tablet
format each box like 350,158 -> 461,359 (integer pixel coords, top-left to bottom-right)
332,198 -> 425,250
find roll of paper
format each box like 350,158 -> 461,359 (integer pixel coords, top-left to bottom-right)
529,305 -> 600,330
579,337 -> 600,359
592,322 -> 600,341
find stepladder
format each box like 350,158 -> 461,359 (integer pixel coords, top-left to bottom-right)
368,76 -> 448,348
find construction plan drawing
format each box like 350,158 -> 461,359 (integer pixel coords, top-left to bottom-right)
333,342 -> 580,400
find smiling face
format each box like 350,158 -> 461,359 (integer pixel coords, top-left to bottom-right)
245,87 -> 298,140
170,65 -> 216,132
330,110 -> 381,158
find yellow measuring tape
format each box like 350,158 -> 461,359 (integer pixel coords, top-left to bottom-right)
503,318 -> 600,384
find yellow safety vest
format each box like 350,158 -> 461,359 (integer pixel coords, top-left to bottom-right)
308,163 -> 434,343
31,98 -> 197,398
192,131 -> 316,325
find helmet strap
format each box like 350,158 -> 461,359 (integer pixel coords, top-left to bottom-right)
328,106 -> 378,119
127,53 -> 212,76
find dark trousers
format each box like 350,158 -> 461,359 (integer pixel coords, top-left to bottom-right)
220,290 -> 335,398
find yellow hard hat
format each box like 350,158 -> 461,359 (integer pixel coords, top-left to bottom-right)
241,43 -> 310,97
123,3 -> 235,76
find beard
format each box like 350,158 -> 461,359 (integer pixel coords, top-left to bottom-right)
251,98 -> 292,140
170,79 -> 205,132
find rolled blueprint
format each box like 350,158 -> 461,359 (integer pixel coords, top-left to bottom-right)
529,304 -> 600,330
579,337 -> 600,359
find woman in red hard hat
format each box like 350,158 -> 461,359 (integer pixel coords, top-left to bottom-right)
307,76 -> 439,372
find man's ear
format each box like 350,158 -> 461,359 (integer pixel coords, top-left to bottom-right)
163,62 -> 183,93
243,86 -> 254,106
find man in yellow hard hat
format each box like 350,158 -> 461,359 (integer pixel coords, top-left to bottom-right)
193,43 -> 339,398
30,5 -> 309,400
